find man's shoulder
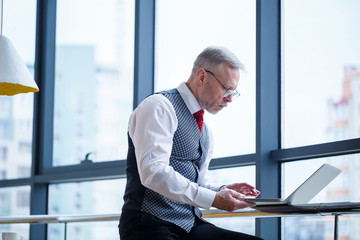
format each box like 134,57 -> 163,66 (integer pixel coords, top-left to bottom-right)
157,88 -> 179,96
135,93 -> 175,114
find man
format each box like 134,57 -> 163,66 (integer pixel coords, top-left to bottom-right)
119,46 -> 262,240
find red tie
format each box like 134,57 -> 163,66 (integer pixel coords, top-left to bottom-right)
193,110 -> 204,134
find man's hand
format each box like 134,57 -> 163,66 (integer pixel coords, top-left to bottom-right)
223,183 -> 260,197
211,188 -> 256,212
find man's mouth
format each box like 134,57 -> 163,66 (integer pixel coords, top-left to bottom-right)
219,103 -> 228,108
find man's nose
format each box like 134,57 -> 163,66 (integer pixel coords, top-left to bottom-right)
224,95 -> 232,102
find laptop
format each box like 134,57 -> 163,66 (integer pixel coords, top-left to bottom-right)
241,163 -> 342,206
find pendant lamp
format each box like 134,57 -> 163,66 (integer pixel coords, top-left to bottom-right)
0,0 -> 39,96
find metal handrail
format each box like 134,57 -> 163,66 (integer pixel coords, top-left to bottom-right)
0,201 -> 359,224
1,202 -> 359,240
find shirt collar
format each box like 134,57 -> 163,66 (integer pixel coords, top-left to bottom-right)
177,82 -> 202,115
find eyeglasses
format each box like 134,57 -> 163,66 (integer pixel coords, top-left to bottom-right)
204,69 -> 240,100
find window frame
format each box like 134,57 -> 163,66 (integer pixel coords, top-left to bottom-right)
0,0 -> 359,239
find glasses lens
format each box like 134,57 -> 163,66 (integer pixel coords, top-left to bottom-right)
224,90 -> 240,99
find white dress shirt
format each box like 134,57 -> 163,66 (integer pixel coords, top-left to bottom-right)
128,82 -> 221,209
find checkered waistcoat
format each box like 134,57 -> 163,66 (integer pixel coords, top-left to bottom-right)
122,89 -> 209,232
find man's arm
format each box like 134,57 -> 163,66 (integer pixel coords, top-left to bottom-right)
129,94 -> 216,209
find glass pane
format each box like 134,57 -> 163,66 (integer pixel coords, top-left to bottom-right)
155,0 -> 256,158
283,153 -> 360,238
284,215 -> 359,240
206,216 -> 255,236
0,0 -> 36,179
0,186 -> 30,240
53,0 -> 135,166
283,155 -> 359,203
48,221 -> 120,240
48,179 -> 126,240
283,0 -> 360,148
205,166 -> 255,234
207,165 -> 256,187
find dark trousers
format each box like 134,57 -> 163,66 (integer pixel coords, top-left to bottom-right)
119,210 -> 263,240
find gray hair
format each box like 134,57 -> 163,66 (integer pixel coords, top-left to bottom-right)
191,46 -> 244,75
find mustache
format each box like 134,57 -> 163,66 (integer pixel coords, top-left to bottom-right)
220,103 -> 228,107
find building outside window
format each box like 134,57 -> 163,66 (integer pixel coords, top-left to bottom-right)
282,0 -> 360,238
0,0 -> 36,237
53,0 -> 135,166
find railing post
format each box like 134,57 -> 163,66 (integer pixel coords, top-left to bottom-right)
64,222 -> 67,240
334,214 -> 340,240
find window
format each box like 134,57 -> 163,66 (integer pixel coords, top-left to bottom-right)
48,222 -> 120,240
283,154 -> 360,239
18,142 -> 32,154
282,0 -> 360,148
0,0 -> 36,180
0,146 -> 7,162
205,166 -> 256,234
0,192 -> 8,213
1,2 -> 358,240
284,215 -> 360,240
16,190 -> 30,208
53,0 -> 135,165
155,0 -> 256,158
17,166 -> 31,178
0,186 -> 30,240
0,121 -> 9,139
0,98 -> 11,117
0,170 -> 6,180
282,1 -> 360,238
48,179 -> 126,240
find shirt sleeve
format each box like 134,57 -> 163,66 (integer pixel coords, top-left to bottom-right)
128,94 -> 216,209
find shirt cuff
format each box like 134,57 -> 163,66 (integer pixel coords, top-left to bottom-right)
194,187 -> 216,209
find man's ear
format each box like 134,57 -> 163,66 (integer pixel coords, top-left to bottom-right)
195,68 -> 206,85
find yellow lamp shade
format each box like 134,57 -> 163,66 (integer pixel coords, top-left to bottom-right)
0,35 -> 39,96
